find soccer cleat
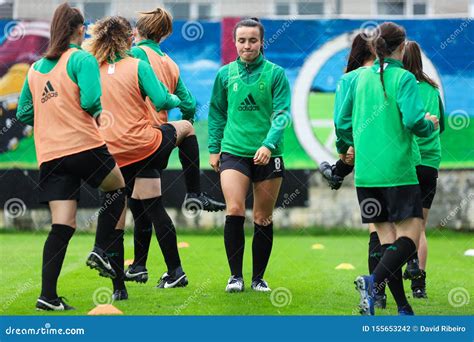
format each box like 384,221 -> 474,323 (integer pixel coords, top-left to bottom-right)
156,267 -> 188,289
412,287 -> 428,299
124,264 -> 149,283
403,258 -> 422,280
354,275 -> 375,315
398,304 -> 415,315
86,246 -> 116,279
184,192 -> 226,212
112,288 -> 128,301
319,162 -> 344,190
251,278 -> 271,292
36,296 -> 75,311
374,294 -> 387,309
226,275 -> 244,293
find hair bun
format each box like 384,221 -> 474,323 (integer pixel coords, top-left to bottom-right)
249,17 -> 260,22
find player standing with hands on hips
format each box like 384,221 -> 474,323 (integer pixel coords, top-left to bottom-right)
208,18 -> 291,293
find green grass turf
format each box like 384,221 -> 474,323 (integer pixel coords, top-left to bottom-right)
0,229 -> 472,315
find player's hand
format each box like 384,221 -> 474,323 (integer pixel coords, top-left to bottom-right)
254,146 -> 271,165
209,153 -> 221,172
425,112 -> 439,130
344,146 -> 355,166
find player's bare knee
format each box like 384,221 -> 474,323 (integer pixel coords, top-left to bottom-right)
226,205 -> 245,217
254,213 -> 272,226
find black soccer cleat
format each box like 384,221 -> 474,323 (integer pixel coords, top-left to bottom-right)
398,304 -> 415,316
124,264 -> 149,283
156,267 -> 188,289
403,259 -> 422,280
86,246 -> 116,279
319,161 -> 344,190
184,192 -> 226,212
112,288 -> 128,301
36,296 -> 75,311
412,287 -> 428,299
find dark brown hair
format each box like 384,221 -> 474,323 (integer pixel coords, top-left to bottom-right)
87,16 -> 132,65
233,17 -> 265,54
372,22 -> 406,97
45,3 -> 84,59
136,7 -> 173,42
403,41 -> 438,88
346,33 -> 375,73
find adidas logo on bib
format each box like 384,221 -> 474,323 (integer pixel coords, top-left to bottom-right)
41,81 -> 58,103
238,93 -> 260,111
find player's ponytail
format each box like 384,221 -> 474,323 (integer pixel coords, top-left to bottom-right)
86,16 -> 132,65
136,7 -> 173,43
371,22 -> 406,98
45,3 -> 84,59
346,33 -> 375,73
403,40 -> 438,88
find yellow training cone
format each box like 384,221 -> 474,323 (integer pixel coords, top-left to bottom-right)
311,243 -> 325,250
88,304 -> 123,315
124,259 -> 134,266
335,263 -> 355,270
178,242 -> 190,248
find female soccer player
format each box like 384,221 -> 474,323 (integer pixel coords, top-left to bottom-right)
208,18 -> 291,292
320,32 -> 390,309
87,16 -> 193,298
335,22 -> 439,315
16,3 -> 126,310
402,40 -> 444,299
125,7 -> 225,283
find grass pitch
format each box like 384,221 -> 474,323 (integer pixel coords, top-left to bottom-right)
0,229 -> 472,316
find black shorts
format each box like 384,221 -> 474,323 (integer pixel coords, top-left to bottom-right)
120,124 -> 176,196
38,145 -> 116,204
220,152 -> 285,182
356,185 -> 423,223
416,165 -> 438,209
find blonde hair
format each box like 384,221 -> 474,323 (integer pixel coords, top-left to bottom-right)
136,7 -> 173,43
86,16 -> 132,65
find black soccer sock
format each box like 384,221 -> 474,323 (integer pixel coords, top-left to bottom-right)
107,229 -> 126,292
178,135 -> 201,194
368,232 -> 382,274
224,215 -> 245,277
252,222 -> 274,281
129,198 -> 153,267
40,224 -> 75,299
368,232 -> 385,296
95,188 -> 126,251
373,239 -> 416,308
141,196 -> 181,273
334,159 -> 354,178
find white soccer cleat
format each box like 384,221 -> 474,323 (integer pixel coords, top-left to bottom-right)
225,275 -> 244,293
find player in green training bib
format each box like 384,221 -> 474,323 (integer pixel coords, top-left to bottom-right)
402,40 -> 445,299
208,18 -> 291,293
335,22 -> 439,316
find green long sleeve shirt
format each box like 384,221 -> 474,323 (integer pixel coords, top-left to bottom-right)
17,44 -> 102,126
335,58 -> 435,187
131,40 -> 196,121
208,54 -> 291,155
